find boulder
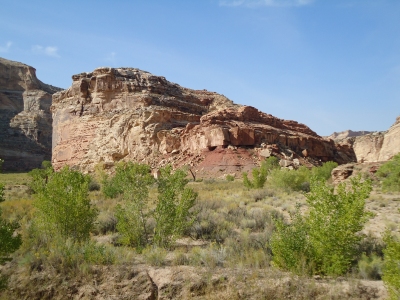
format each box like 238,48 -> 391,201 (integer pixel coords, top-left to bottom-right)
331,164 -> 354,184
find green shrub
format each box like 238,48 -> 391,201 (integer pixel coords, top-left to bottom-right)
33,166 -> 98,242
358,253 -> 383,280
271,176 -> 372,276
243,156 -> 279,189
154,165 -> 198,248
377,153 -> 400,192
103,163 -> 197,249
270,205 -> 311,274
226,174 -> 235,182
383,231 -> 400,299
269,166 -> 311,192
311,161 -> 338,181
109,163 -> 154,249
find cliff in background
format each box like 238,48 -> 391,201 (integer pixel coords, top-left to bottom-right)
0,57 -> 61,171
51,67 -> 355,177
329,116 -> 400,163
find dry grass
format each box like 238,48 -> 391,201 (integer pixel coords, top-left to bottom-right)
0,174 -> 395,299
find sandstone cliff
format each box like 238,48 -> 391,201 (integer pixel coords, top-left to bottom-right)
329,116 -> 400,163
0,57 -> 61,171
51,67 -> 355,177
326,130 -> 373,141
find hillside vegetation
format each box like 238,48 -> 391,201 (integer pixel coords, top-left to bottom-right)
0,157 -> 400,299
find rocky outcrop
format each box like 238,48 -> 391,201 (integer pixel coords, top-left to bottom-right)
329,117 -> 400,163
51,67 -> 354,176
331,163 -> 354,184
326,130 -> 373,141
379,116 -> 400,161
0,57 -> 61,171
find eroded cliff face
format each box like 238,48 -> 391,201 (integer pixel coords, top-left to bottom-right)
329,116 -> 400,164
0,57 -> 61,171
51,67 -> 354,177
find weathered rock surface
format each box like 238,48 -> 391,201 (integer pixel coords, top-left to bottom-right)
326,130 -> 373,141
0,57 -> 61,171
51,67 -> 355,176
379,116 -> 400,161
329,117 -> 400,163
331,163 -> 354,184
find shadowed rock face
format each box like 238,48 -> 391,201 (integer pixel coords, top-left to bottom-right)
0,57 -> 61,171
51,67 -> 355,177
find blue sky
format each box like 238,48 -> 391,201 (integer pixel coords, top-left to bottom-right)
1,0 -> 399,136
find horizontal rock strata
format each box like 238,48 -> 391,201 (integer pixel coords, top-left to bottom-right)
51,67 -> 355,176
0,57 -> 61,171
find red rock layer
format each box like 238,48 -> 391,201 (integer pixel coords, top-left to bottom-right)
51,67 -> 355,177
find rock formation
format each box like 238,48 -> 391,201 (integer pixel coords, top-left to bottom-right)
51,67 -> 355,177
326,130 -> 373,141
329,117 -> 400,163
0,57 -> 61,171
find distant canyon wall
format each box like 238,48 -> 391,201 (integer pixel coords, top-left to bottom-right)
0,57 -> 61,171
332,117 -> 400,163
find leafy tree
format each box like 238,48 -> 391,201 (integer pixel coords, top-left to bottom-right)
306,175 -> 372,275
271,175 -> 372,276
377,153 -> 400,192
28,160 -> 54,193
111,163 -> 155,248
270,204 -> 310,274
154,165 -> 197,248
34,166 -> 98,242
383,230 -> 400,299
243,156 -> 279,189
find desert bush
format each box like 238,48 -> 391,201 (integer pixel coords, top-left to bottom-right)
383,230 -> 400,299
142,246 -> 167,266
358,253 -> 383,280
269,166 -> 311,192
188,244 -> 227,268
172,249 -> 190,266
225,174 -> 235,182
271,175 -> 372,276
377,153 -> 400,192
33,166 -> 98,242
243,156 -> 279,189
154,165 -> 198,248
93,211 -> 118,235
88,177 -> 101,191
225,230 -> 270,268
311,161 -> 338,181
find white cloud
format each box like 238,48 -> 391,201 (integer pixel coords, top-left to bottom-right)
219,0 -> 315,7
32,45 -> 60,57
0,41 -> 12,53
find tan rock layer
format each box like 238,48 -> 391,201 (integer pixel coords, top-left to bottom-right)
51,67 -> 355,176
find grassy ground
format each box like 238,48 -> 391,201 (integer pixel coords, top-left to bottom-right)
0,172 -> 396,299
